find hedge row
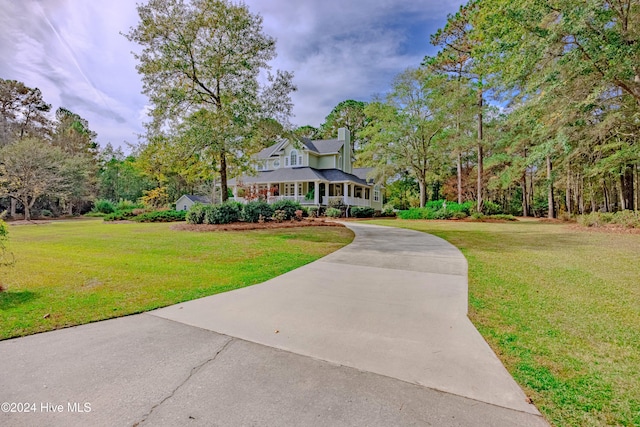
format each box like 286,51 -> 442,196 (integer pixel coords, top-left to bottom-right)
186,200 -> 304,225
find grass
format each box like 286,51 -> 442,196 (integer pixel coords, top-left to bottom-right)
366,218 -> 640,427
0,219 -> 353,340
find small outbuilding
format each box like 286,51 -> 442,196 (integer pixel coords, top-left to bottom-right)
175,194 -> 211,211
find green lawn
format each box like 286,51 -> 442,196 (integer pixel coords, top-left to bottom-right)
0,219 -> 353,340
367,218 -> 640,427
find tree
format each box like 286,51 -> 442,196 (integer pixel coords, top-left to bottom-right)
0,138 -> 67,220
359,68 -> 450,207
52,108 -> 99,214
430,2 -> 486,212
98,145 -> 155,202
319,100 -> 368,155
0,79 -> 51,144
125,0 -> 295,202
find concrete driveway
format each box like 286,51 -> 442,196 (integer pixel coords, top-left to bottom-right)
0,222 -> 549,426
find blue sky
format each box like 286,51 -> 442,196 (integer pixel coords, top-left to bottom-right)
0,0 -> 465,150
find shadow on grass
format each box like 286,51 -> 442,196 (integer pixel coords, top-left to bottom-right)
0,291 -> 38,310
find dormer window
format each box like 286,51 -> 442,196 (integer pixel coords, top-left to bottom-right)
290,150 -> 298,166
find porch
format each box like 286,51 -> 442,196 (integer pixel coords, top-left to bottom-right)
232,181 -> 372,207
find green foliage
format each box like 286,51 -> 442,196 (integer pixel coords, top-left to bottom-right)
205,201 -> 241,225
242,201 -> 274,223
270,199 -> 302,220
482,200 -> 504,216
125,0 -> 295,203
349,207 -> 375,218
307,206 -> 319,218
326,207 -> 342,218
0,218 -> 12,268
132,210 -> 186,223
185,203 -> 208,224
103,211 -> 137,221
397,200 -> 473,220
116,199 -> 144,211
93,199 -> 116,214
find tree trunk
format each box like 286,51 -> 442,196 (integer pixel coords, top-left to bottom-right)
603,180 -> 609,212
547,155 -> 555,219
633,165 -> 640,211
24,198 -> 32,221
457,152 -> 463,204
476,89 -> 483,213
10,197 -> 16,217
565,168 -> 571,214
418,179 -> 427,208
220,149 -> 228,203
621,165 -> 634,210
521,174 -> 529,217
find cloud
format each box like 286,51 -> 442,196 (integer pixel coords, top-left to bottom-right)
245,0 -> 467,127
0,0 -> 465,149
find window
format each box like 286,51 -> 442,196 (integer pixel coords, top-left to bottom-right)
273,159 -> 280,168
290,150 -> 298,166
374,186 -> 380,202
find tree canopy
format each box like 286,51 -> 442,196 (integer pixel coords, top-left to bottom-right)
125,0 -> 295,201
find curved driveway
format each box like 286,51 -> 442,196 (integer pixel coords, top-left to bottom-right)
1,222 -> 548,427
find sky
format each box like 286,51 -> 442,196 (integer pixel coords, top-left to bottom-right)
0,0 -> 465,151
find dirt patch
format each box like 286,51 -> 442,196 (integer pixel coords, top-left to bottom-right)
171,218 -> 344,232
6,220 -> 53,226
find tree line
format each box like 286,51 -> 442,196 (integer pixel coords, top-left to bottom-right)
355,0 -> 639,217
2,0 -> 637,219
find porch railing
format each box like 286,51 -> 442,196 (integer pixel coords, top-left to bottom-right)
322,196 -> 371,207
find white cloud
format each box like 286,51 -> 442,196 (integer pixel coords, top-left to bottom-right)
0,0 -> 465,149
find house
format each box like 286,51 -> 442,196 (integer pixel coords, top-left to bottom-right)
175,194 -> 211,211
229,128 -> 382,210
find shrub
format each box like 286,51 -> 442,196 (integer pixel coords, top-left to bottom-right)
271,199 -> 302,220
294,210 -> 303,221
307,206 -> 319,218
451,211 -> 468,220
186,203 -> 207,224
483,200 -> 503,215
116,199 -> 143,211
382,203 -> 396,217
350,206 -> 375,218
578,211 -> 640,228
243,201 -> 273,223
272,209 -> 287,223
133,210 -> 186,222
327,197 -> 347,215
103,211 -> 137,221
397,208 -> 427,220
40,209 -> 53,217
203,202 -> 241,225
326,207 -> 342,218
94,199 -> 115,214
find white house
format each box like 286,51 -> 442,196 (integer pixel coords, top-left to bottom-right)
175,194 -> 211,211
229,128 -> 383,210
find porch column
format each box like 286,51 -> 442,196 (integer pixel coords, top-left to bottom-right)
343,182 -> 348,203
267,182 -> 272,197
294,181 -> 299,201
314,181 -> 319,205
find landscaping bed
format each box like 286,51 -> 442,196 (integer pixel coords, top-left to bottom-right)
172,218 -> 343,232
